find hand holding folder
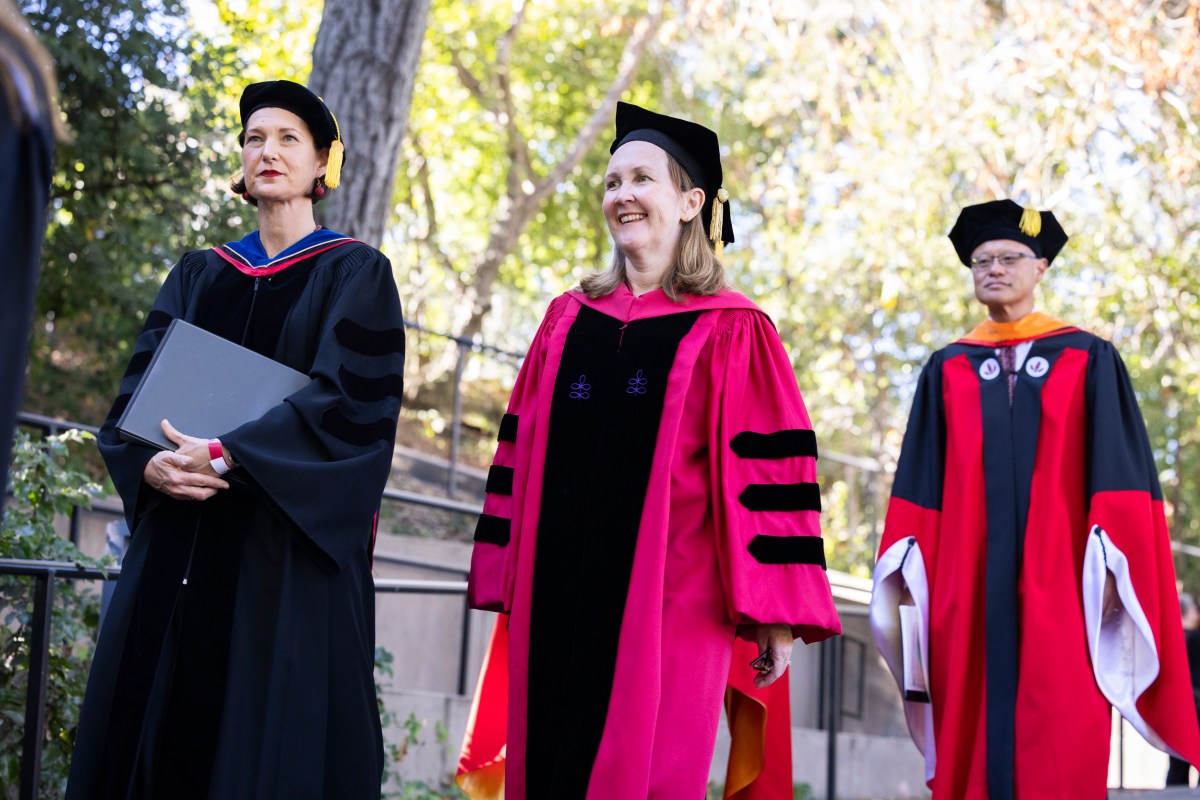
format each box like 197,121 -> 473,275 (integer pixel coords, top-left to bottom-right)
116,319 -> 310,451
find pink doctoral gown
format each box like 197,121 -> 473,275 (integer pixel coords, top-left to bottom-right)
467,286 -> 840,800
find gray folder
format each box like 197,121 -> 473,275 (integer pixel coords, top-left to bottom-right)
116,319 -> 310,450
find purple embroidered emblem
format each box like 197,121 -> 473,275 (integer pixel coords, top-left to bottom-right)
570,375 -> 591,400
626,369 -> 648,395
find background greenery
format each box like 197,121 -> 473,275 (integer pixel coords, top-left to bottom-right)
18,0 -> 1200,584
0,429 -> 457,797
0,431 -> 104,798
9,0 -> 1200,794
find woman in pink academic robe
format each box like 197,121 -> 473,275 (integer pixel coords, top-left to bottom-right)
462,101 -> 841,800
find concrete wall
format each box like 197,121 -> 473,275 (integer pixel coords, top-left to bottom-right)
384,684 -> 930,799
66,503 -> 1181,798
378,689 -> 473,795
385,690 -> 1178,800
371,533 -> 492,698
367,533 -> 932,798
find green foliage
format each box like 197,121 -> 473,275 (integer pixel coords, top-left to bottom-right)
666,0 -> 1200,577
375,647 -> 466,798
396,0 -> 661,345
21,0 -> 1200,589
387,0 -> 1200,589
375,645 -> 408,789
0,430 -> 107,799
22,0 -> 247,424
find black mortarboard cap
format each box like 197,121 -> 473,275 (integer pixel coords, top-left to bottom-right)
610,101 -> 734,248
238,80 -> 344,188
948,199 -> 1068,266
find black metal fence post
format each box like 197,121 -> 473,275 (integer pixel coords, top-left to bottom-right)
447,342 -> 468,497
824,635 -> 842,800
1118,715 -> 1125,788
457,597 -> 472,696
68,506 -> 80,548
20,571 -> 54,800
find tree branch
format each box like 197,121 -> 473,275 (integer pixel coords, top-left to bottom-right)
497,2 -> 534,190
457,1 -> 666,341
449,51 -> 493,111
411,135 -> 458,277
496,0 -> 527,76
526,1 -> 665,208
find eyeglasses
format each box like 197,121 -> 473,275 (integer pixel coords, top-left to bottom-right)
969,253 -> 1038,270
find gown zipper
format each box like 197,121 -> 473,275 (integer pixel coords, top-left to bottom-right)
240,275 -> 261,346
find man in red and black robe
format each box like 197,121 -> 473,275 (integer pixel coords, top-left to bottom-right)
871,199 -> 1200,799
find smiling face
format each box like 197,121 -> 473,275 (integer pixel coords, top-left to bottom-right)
970,238 -> 1048,321
602,141 -> 704,275
241,107 -> 327,205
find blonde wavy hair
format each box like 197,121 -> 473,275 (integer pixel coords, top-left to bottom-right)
581,153 -> 725,301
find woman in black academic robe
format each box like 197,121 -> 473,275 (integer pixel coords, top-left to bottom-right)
67,80 -> 404,800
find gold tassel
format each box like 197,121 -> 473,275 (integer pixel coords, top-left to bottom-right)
325,139 -> 344,189
709,187 -> 729,248
1019,205 -> 1042,237
322,101 -> 344,189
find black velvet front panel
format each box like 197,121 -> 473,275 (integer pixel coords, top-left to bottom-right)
197,261 -> 315,352
969,340 -> 1059,800
525,305 -> 699,800
99,260 -> 317,798
98,492 -> 254,799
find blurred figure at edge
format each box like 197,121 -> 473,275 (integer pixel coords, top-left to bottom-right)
0,0 -> 66,500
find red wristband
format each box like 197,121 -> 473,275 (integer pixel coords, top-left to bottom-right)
208,439 -> 231,475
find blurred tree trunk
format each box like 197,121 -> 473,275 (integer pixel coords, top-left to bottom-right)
309,0 -> 432,247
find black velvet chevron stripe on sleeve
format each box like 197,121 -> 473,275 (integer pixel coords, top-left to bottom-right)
738,482 -> 822,512
145,309 -> 173,330
731,429 -> 818,459
333,318 -> 405,356
486,465 -> 514,495
109,392 -> 134,422
320,407 -> 396,447
747,534 -> 827,567
337,365 -> 404,403
474,513 -> 511,546
122,349 -> 153,380
498,414 -> 518,443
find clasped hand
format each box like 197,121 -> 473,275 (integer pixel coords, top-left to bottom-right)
142,419 -> 229,501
